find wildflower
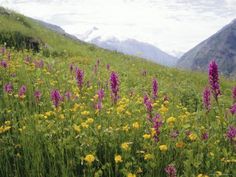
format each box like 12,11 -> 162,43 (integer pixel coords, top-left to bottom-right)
232,86 -> 236,103
159,104 -> 168,114
208,60 -> 221,102
86,118 -> 94,124
159,144 -> 168,152
167,116 -> 176,127
226,126 -> 236,141
170,130 -> 179,139
176,141 -> 185,148
142,70 -> 147,76
132,122 -> 140,129
197,174 -> 209,177
127,173 -> 136,177
202,87 -> 211,112
188,133 -> 197,141
50,89 -> 61,108
34,90 -> 41,102
96,89 -> 105,111
84,154 -> 95,165
121,142 -> 130,151
106,64 -> 110,70
69,64 -> 74,72
144,94 -> 152,119
152,78 -> 158,99
230,103 -> 236,115
165,164 -> 177,177
18,85 -> 27,98
110,71 -> 119,103
215,171 -> 222,176
143,134 -> 151,139
1,60 -> 7,68
201,132 -> 209,140
4,83 -> 13,94
152,114 -> 162,142
114,155 -> 123,163
75,67 -> 84,88
65,91 -> 72,100
144,153 -> 153,160
73,124 -> 81,133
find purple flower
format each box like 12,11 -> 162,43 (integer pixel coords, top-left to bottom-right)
230,103 -> 236,115
152,114 -> 162,142
208,60 -> 221,102
144,95 -> 152,119
51,89 -> 62,108
106,64 -> 110,70
201,132 -> 209,140
110,71 -> 119,103
95,89 -> 105,111
232,87 -> 236,103
170,130 -> 179,139
34,90 -> 42,102
18,85 -> 27,97
226,126 -> 236,141
202,87 -> 211,112
4,83 -> 13,94
152,78 -> 158,99
65,91 -> 72,100
165,164 -> 177,177
1,60 -> 7,68
75,67 -> 84,88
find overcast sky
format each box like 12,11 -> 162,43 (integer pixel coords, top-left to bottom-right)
1,0 -> 236,56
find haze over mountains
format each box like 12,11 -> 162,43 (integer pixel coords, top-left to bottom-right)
77,27 -> 178,67
177,19 -> 236,76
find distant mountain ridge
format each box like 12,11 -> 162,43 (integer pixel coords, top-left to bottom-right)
78,27 -> 177,67
177,19 -> 236,76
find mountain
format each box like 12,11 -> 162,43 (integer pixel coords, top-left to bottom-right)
78,27 -> 177,67
177,19 -> 236,76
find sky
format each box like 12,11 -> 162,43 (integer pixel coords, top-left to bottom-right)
1,0 -> 236,56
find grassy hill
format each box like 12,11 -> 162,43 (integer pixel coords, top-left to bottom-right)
0,7 -> 236,177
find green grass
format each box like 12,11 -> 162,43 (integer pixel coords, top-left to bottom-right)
0,6 -> 236,177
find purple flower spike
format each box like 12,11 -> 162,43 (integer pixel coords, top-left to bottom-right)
4,83 -> 13,94
110,71 -> 119,103
208,60 -> 221,102
75,67 -> 84,88
226,126 -> 236,141
232,87 -> 236,103
51,89 -> 62,108
152,114 -> 162,142
19,85 -> 27,97
165,164 -> 177,177
202,87 -> 211,112
34,90 -> 42,102
144,94 -> 152,119
1,60 -> 7,68
230,103 -> 236,115
152,78 -> 158,99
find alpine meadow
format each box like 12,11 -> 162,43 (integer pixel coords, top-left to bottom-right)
0,5 -> 236,177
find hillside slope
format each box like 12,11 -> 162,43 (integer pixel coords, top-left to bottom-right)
177,19 -> 236,76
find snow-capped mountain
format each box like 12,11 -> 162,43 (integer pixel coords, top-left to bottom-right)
77,27 -> 178,67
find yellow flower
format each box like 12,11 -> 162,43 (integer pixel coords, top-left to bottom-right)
176,141 -> 185,148
122,125 -> 129,132
132,122 -> 140,129
84,154 -> 95,165
97,125 -> 101,130
81,111 -> 90,116
73,124 -> 81,133
167,116 -> 176,127
197,174 -> 209,177
86,118 -> 94,124
81,122 -> 89,128
121,142 -> 130,151
215,171 -> 222,176
188,133 -> 197,141
144,153 -> 153,160
159,144 -> 168,152
114,155 -> 123,163
143,134 -> 151,139
159,104 -> 168,114
127,173 -> 136,177
59,114 -> 65,120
